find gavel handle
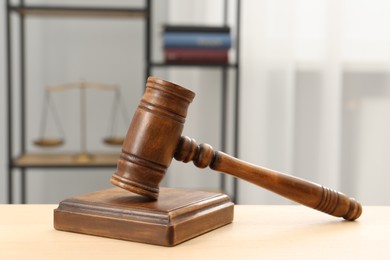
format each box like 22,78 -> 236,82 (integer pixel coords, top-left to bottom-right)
175,136 -> 362,221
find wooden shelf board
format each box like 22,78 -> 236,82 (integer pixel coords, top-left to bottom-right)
9,5 -> 146,18
14,152 -> 119,168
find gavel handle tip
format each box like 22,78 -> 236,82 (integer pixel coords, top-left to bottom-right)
343,198 -> 363,221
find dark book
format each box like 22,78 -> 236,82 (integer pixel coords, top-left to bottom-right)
164,48 -> 228,63
164,25 -> 230,33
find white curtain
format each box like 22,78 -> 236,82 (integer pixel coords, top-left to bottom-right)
239,0 -> 390,205
160,0 -> 390,205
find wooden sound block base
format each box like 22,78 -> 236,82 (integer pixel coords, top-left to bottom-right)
54,187 -> 234,246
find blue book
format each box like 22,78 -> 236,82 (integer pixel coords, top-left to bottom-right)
163,32 -> 231,49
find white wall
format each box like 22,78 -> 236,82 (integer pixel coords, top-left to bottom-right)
1,0 -> 150,203
1,0 -> 390,205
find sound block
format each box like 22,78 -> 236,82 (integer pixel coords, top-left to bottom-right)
54,187 -> 234,246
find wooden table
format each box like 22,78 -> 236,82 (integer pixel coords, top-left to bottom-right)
0,205 -> 389,259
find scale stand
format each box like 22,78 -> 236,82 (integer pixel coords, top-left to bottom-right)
54,187 -> 234,246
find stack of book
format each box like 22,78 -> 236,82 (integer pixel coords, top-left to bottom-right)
163,25 -> 231,64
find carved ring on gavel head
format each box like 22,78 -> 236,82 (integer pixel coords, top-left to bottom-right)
111,76 -> 362,221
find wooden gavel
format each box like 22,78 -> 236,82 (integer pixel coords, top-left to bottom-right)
111,76 -> 362,221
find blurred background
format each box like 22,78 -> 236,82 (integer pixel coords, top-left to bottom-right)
1,0 -> 390,205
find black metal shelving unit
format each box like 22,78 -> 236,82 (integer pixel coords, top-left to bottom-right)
5,0 -> 240,204
146,0 -> 241,202
5,0 -> 151,204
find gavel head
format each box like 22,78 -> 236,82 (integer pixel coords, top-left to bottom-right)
110,77 -> 195,199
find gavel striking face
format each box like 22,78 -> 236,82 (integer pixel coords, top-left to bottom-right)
111,76 -> 362,221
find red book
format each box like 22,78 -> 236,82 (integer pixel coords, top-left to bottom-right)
164,48 -> 228,63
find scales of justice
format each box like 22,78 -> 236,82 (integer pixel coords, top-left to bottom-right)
33,80 -> 129,163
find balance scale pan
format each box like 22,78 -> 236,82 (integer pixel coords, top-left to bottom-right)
103,136 -> 124,146
33,138 -> 64,147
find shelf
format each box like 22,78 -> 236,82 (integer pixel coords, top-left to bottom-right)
6,0 -> 240,204
8,5 -> 147,18
14,153 -> 119,168
150,62 -> 238,68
